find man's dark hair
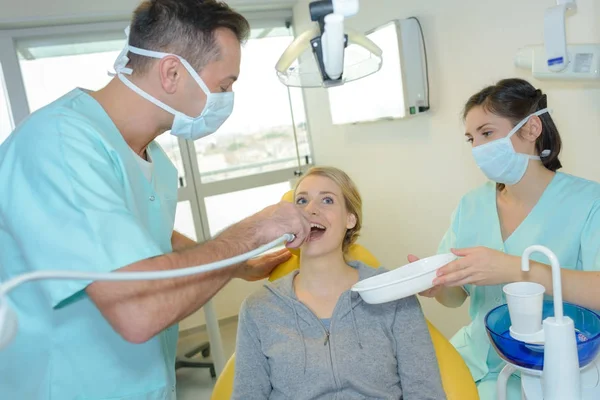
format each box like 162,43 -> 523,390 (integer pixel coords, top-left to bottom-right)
128,0 -> 250,74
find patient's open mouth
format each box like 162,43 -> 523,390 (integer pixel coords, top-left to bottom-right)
309,223 -> 326,241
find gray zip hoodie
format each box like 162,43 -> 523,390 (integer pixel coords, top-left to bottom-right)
232,261 -> 446,400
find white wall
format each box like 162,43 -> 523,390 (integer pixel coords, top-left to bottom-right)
293,0 -> 600,338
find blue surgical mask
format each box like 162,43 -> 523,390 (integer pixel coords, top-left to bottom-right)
111,27 -> 234,141
471,108 -> 551,185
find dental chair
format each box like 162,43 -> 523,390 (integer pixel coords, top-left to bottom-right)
210,191 -> 479,400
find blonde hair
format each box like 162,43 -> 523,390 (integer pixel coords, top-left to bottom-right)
294,166 -> 363,254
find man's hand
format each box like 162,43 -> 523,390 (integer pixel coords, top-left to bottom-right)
235,248 -> 293,281
252,201 -> 311,248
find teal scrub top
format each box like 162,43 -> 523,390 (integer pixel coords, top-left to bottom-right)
438,173 -> 600,384
0,89 -> 179,399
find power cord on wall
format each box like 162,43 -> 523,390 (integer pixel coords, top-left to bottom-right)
408,16 -> 430,112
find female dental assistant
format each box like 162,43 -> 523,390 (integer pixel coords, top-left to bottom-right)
0,1 -> 311,399
414,78 -> 600,399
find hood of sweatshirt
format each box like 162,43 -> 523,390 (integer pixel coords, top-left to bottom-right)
262,260 -> 389,374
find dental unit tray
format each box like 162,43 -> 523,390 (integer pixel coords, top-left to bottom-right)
351,253 -> 457,304
485,300 -> 600,371
485,245 -> 600,400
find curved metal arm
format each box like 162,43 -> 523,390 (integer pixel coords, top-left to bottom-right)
275,26 -> 382,75
521,245 -> 563,322
346,28 -> 383,57
275,26 -> 320,73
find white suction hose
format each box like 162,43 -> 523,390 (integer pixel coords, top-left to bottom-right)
0,233 -> 295,350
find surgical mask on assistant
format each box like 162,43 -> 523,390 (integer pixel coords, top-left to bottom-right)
471,108 -> 551,185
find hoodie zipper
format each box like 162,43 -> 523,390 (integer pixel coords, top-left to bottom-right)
299,303 -> 341,393
264,277 -> 363,395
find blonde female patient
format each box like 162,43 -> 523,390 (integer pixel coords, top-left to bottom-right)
232,166 -> 446,400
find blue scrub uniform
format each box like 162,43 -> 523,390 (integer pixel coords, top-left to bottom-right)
0,89 -> 179,399
438,174 -> 600,400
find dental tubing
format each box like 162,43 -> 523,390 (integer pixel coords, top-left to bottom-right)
0,233 -> 295,350
0,233 -> 296,297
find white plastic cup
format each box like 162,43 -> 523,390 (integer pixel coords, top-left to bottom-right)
503,282 -> 545,335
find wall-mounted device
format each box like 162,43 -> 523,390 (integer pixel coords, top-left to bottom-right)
516,0 -> 600,81
515,44 -> 600,81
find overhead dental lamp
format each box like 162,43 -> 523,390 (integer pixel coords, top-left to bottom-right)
276,0 -> 383,88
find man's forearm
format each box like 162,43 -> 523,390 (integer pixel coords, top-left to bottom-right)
87,221 -> 260,343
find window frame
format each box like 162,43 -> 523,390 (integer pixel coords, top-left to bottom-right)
0,11 -> 314,376
0,15 -> 314,241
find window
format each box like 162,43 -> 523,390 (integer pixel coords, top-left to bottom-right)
0,64 -> 14,145
1,17 -> 311,377
9,26 -> 311,240
174,201 -> 198,241
16,36 -> 187,183
204,181 -> 291,237
327,21 -> 406,124
17,37 -> 124,112
194,28 -> 311,184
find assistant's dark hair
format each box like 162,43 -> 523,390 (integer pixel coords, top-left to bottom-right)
463,78 -> 562,188
128,0 -> 250,74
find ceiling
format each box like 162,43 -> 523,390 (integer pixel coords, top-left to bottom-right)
0,0 -> 299,30
227,0 -> 298,12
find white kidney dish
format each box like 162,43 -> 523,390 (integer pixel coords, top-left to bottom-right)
351,253 -> 458,304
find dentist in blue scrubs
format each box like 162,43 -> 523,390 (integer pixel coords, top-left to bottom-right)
0,1 -> 311,399
414,78 -> 600,399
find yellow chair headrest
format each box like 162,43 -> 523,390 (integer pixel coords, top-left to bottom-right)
269,190 -> 380,281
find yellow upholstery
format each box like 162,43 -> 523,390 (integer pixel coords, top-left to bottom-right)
211,191 -> 479,400
270,246 -> 380,282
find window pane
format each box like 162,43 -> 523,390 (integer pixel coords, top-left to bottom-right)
327,22 -> 406,124
204,181 -> 291,238
18,39 -> 123,113
195,31 -> 311,183
288,86 -> 312,166
154,133 -> 186,187
17,37 -> 186,182
174,201 -> 197,242
0,64 -> 14,145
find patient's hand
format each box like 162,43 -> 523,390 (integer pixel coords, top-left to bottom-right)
235,248 -> 292,281
407,254 -> 443,298
418,285 -> 443,298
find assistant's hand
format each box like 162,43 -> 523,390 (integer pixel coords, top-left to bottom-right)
235,248 -> 292,282
253,201 -> 311,248
433,247 -> 518,287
